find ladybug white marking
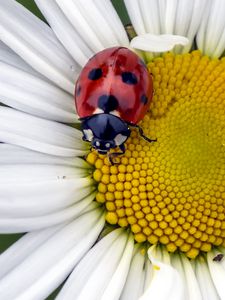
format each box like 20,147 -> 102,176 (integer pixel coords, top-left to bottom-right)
83,129 -> 93,142
109,110 -> 120,117
93,108 -> 104,114
114,133 -> 128,146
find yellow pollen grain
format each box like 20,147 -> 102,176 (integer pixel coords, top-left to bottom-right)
87,51 -> 225,259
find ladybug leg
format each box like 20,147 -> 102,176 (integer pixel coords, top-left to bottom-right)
82,135 -> 88,142
108,144 -> 126,165
119,143 -> 126,153
127,123 -> 157,143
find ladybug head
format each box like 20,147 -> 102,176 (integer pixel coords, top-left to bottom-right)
81,114 -> 130,154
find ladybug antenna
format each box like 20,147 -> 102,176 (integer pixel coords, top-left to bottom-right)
127,123 -> 157,143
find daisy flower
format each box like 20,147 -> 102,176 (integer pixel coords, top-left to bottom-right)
0,0 -> 224,299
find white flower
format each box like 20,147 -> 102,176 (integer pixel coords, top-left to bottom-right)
0,0 -> 225,299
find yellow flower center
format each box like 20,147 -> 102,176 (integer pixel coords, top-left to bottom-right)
86,51 -> 225,259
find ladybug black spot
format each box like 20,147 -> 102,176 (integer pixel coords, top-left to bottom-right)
76,85 -> 81,97
141,94 -> 148,105
88,68 -> 103,80
98,95 -> 119,113
121,72 -> 138,85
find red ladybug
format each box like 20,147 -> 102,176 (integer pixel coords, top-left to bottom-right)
75,47 -> 155,158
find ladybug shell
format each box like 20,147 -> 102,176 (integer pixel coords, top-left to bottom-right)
75,47 -> 153,124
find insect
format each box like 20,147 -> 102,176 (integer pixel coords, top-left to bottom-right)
213,253 -> 224,262
75,47 -> 156,162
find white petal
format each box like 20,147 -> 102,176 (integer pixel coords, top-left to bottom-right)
0,144 -> 90,168
57,229 -> 134,300
0,144 -> 95,232
171,254 -> 203,300
120,245 -> 146,300
204,0 -> 225,57
195,0 -> 211,52
0,173 -> 95,216
157,0 -> 167,33
55,0 -> 103,52
197,0 -> 225,57
0,41 -> 43,78
139,0 -> 161,34
142,258 -> 153,292
126,0 -> 206,54
174,0 -> 193,35
0,61 -> 77,122
124,0 -> 146,35
0,164 -> 89,183
164,0 -> 178,34
207,249 -> 225,299
75,0 -> 126,49
55,0 -> 127,54
130,34 -> 189,52
0,0 -> 79,93
34,0 -> 93,67
172,0 -> 194,53
0,192 -> 96,233
0,225 -> 62,279
0,107 -> 87,156
56,228 -> 124,300
179,0 -> 207,53
101,232 -> 134,300
94,0 -> 129,47
139,245 -> 185,300
194,256 -> 220,300
218,246 -> 225,266
0,206 -> 105,300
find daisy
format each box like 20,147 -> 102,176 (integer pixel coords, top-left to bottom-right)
0,0 -> 224,299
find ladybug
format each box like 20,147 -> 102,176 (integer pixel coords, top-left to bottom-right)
75,47 -> 156,161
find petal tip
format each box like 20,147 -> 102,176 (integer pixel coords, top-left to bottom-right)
130,33 -> 189,53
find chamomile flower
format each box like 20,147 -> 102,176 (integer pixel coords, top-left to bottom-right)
0,1 -> 224,299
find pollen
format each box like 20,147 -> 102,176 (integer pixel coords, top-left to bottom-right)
86,51 -> 225,259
